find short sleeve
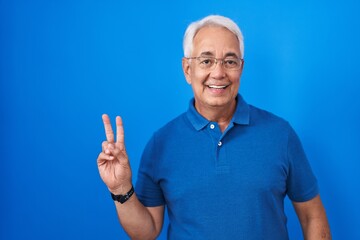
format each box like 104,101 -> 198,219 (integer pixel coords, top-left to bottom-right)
135,134 -> 165,207
286,126 -> 319,202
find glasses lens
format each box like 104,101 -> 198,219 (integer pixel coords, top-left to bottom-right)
194,57 -> 242,70
223,58 -> 241,70
197,57 -> 215,69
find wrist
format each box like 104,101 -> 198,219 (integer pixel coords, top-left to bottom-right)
110,185 -> 134,204
109,182 -> 133,195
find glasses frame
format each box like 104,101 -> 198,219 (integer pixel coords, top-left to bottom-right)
186,56 -> 244,71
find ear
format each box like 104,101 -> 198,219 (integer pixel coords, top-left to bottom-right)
182,57 -> 192,85
239,59 -> 245,76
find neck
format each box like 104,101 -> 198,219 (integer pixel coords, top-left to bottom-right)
195,100 -> 236,132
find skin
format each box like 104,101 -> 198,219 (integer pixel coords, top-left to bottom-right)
293,195 -> 332,239
97,25 -> 331,239
182,26 -> 244,132
98,114 -> 164,240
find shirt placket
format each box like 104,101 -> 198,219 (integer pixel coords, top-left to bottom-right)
207,122 -> 230,174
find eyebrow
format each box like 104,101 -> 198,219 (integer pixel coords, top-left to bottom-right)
198,51 -> 240,58
199,51 -> 214,57
224,52 -> 240,58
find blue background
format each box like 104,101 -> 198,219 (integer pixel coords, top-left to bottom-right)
1,0 -> 359,239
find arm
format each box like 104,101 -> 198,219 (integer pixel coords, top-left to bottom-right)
114,194 -> 164,240
97,114 -> 164,239
292,194 -> 331,240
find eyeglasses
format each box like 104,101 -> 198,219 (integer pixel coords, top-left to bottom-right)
186,56 -> 244,71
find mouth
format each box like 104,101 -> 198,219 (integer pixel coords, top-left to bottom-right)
207,84 -> 229,90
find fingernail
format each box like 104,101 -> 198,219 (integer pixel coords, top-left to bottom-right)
109,156 -> 114,160
105,149 -> 110,154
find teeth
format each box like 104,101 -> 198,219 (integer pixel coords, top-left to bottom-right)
209,85 -> 226,89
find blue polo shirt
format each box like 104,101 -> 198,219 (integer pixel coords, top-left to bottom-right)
136,94 -> 319,240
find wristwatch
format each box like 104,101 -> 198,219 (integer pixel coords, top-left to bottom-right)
110,186 -> 134,204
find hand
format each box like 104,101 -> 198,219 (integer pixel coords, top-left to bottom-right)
97,114 -> 132,195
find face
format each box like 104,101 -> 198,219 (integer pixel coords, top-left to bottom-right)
182,26 -> 244,114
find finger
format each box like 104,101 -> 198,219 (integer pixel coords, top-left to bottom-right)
107,147 -> 129,164
102,141 -> 115,154
97,152 -> 115,164
102,141 -> 108,151
116,116 -> 125,150
102,114 -> 114,143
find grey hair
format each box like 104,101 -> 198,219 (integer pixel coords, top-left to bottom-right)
183,15 -> 244,59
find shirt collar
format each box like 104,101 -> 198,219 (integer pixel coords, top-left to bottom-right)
186,94 -> 250,131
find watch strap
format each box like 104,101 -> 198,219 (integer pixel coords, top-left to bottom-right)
110,186 -> 134,204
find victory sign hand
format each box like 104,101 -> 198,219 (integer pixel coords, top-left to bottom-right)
97,114 -> 132,194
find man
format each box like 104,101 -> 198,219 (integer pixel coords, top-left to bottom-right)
97,15 -> 331,239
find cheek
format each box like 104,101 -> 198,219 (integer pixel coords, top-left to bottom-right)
191,71 -> 209,85
230,73 -> 241,85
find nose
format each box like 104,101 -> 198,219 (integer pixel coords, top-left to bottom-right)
210,60 -> 226,79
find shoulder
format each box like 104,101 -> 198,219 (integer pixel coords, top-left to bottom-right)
249,105 -> 288,124
152,112 -> 190,139
247,104 -> 294,138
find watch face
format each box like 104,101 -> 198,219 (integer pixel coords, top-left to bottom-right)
111,186 -> 134,204
120,196 -> 127,204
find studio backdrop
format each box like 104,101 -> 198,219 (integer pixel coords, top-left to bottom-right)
1,0 -> 359,239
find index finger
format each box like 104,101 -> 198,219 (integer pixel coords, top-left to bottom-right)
102,114 -> 114,143
116,116 -> 125,149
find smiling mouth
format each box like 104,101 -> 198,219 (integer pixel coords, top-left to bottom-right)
207,85 -> 229,89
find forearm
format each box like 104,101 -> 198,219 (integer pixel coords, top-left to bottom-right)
301,217 -> 331,240
293,195 -> 331,240
98,116 -> 161,239
114,193 -> 159,240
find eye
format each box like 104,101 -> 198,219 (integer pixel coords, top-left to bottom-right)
224,59 -> 239,66
224,58 -> 239,67
199,58 -> 214,66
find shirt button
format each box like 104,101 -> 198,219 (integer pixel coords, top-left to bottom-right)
218,141 -> 222,147
210,124 -> 215,129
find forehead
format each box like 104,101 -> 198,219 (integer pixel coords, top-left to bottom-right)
192,26 -> 240,56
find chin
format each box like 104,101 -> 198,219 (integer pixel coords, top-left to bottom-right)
204,97 -> 234,108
